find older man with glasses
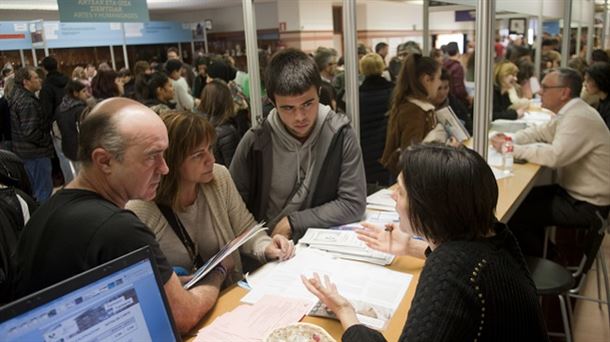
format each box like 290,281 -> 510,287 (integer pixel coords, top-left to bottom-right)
491,68 -> 610,257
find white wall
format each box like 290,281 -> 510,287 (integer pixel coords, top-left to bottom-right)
350,1 -> 474,31
297,0 -> 334,31
430,11 -> 476,31
447,0 -> 564,18
277,0 -> 301,31
152,2 -> 278,31
357,1 -> 421,30
571,0 -> 595,26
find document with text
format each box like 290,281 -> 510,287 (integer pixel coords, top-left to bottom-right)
242,247 -> 412,330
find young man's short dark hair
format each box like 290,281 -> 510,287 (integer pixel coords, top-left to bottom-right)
165,59 -> 183,75
265,48 -> 321,103
585,62 -> 610,95
446,42 -> 459,57
41,56 -> 58,72
375,42 -> 388,54
591,49 -> 610,63
399,144 -> 498,244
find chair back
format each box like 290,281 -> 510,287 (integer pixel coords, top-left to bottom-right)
572,210 -> 609,283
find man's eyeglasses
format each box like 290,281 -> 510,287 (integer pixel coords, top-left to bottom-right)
540,84 -> 566,91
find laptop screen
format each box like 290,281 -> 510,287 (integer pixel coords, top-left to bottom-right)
0,247 -> 179,342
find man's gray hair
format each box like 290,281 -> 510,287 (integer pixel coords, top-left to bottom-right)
77,108 -> 127,164
555,67 -> 582,99
314,47 -> 336,71
13,66 -> 34,87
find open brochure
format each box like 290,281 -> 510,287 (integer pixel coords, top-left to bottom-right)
184,222 -> 267,289
435,106 -> 470,142
299,229 -> 394,265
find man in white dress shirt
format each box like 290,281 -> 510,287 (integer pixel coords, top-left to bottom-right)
492,68 -> 610,256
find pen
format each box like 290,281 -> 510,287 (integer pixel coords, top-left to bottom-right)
385,224 -> 393,253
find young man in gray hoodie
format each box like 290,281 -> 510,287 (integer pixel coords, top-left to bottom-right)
230,48 -> 366,242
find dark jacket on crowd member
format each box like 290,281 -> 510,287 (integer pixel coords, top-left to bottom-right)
443,59 -> 469,107
39,70 -> 69,121
359,75 -> 393,185
55,95 -> 86,161
492,86 -> 519,121
0,96 -> 11,145
8,86 -> 54,159
596,95 -> 610,130
213,121 -> 240,167
192,74 -> 207,99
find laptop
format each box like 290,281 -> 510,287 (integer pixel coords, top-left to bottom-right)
0,246 -> 180,342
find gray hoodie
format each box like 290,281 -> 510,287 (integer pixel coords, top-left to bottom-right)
266,105 -> 330,228
230,103 -> 367,239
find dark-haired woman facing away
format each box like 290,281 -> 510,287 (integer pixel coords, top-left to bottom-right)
303,144 -> 548,342
380,54 -> 448,177
91,69 -> 124,102
198,79 -> 241,167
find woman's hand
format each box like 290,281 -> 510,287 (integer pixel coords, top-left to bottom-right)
356,222 -> 411,256
264,235 -> 295,261
301,273 -> 360,330
446,136 -> 462,147
490,133 -> 507,152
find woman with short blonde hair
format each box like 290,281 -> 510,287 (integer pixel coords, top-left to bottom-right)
359,53 -> 385,77
492,60 -> 529,120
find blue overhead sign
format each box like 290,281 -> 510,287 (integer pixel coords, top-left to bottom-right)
0,21 -> 191,51
57,0 -> 150,23
0,22 -> 31,50
123,22 -> 192,45
44,22 -> 124,48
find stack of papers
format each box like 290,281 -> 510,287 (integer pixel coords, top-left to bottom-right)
195,294 -> 312,341
366,189 -> 396,211
299,229 -> 394,265
243,247 -> 412,330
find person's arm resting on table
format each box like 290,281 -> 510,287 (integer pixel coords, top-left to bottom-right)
164,258 -> 232,333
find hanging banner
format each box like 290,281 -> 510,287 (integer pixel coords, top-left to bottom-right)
57,0 -> 149,23
29,20 -> 45,49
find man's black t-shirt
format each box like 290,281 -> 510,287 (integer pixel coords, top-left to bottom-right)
12,189 -> 173,299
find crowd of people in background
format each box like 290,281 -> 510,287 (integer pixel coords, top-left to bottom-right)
1,34 -> 610,200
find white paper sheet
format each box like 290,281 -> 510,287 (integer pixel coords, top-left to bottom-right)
195,295 -> 313,342
242,247 -> 413,330
366,189 -> 396,211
